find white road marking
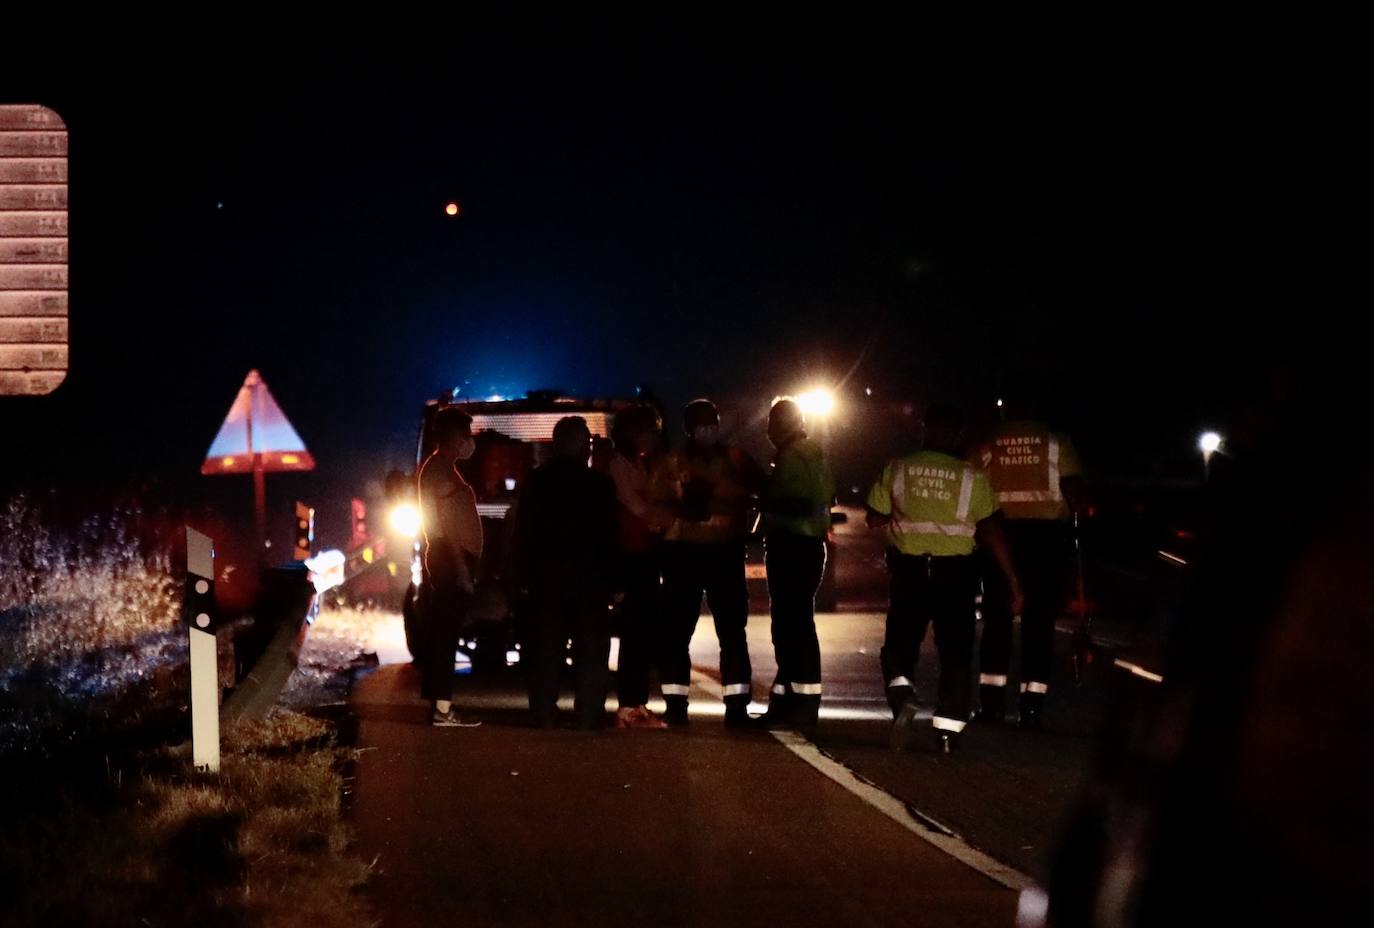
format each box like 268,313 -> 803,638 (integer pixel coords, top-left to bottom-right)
1112,658 -> 1164,683
770,729 -> 1035,892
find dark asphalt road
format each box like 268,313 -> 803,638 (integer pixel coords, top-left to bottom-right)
346,600 -> 1129,925
351,662 -> 1019,928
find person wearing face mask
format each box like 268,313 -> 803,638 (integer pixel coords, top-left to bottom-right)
606,405 -> 675,730
753,398 -> 836,732
653,399 -> 767,727
417,407 -> 485,728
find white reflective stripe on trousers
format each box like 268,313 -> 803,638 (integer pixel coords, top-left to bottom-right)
1020,681 -> 1049,694
886,676 -> 913,689
661,683 -> 691,696
932,716 -> 967,733
722,683 -> 750,697
791,682 -> 823,695
955,467 -> 974,522
772,683 -> 788,695
979,673 -> 1008,687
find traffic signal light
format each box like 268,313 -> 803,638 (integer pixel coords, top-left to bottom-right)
350,498 -> 368,550
294,501 -> 315,562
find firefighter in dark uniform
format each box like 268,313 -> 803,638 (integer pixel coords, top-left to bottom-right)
653,399 -> 766,727
971,388 -> 1084,730
755,398 -> 836,730
868,403 -> 1022,752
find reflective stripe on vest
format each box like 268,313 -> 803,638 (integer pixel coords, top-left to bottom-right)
1048,437 -> 1061,495
996,437 -> 1063,505
998,490 -> 1058,503
955,467 -> 974,522
891,465 -> 977,539
891,519 -> 976,538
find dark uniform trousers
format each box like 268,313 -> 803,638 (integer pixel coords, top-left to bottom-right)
524,587 -> 611,729
764,532 -> 827,722
420,543 -> 471,702
880,550 -> 978,726
615,548 -> 661,709
660,542 -> 751,708
978,519 -> 1070,716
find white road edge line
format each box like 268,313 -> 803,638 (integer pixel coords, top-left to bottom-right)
769,729 -> 1035,893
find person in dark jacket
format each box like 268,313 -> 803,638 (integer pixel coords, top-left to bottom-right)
514,416 -> 621,729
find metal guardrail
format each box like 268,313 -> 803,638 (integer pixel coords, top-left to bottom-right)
222,564 -> 316,721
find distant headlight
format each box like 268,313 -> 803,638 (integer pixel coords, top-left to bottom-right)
389,503 -> 422,538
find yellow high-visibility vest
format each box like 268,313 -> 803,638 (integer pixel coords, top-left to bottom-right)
866,450 -> 997,556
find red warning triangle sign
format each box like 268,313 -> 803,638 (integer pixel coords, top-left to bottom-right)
201,369 -> 316,475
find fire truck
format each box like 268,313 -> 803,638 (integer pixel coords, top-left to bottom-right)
387,390 -> 843,671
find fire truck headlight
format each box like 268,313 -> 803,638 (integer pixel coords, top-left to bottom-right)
797,388 -> 836,418
389,503 -> 422,538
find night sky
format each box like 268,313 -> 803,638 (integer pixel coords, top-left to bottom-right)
1,43 -> 1322,539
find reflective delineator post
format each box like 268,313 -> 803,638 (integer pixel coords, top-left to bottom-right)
186,527 -> 220,773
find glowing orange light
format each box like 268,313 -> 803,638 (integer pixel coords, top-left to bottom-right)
222,457 -> 235,467
281,454 -> 299,465
445,202 -> 460,217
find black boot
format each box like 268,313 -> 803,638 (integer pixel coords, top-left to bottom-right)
1018,693 -> 1044,731
887,685 -> 917,718
754,694 -> 794,729
724,695 -> 752,729
791,694 -> 820,732
974,685 -> 1006,724
934,729 -> 961,754
664,695 -> 689,727
889,701 -> 919,752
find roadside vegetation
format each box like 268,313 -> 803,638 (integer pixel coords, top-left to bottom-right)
1,496 -> 381,927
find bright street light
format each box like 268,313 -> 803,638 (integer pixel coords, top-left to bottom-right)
1199,431 -> 1223,481
796,388 -> 836,418
389,503 -> 422,538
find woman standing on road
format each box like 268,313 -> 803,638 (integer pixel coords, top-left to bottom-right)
607,406 -> 675,729
417,408 -> 485,728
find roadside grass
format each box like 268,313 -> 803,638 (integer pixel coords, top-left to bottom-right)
1,497 -> 383,926
1,709 -> 376,927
